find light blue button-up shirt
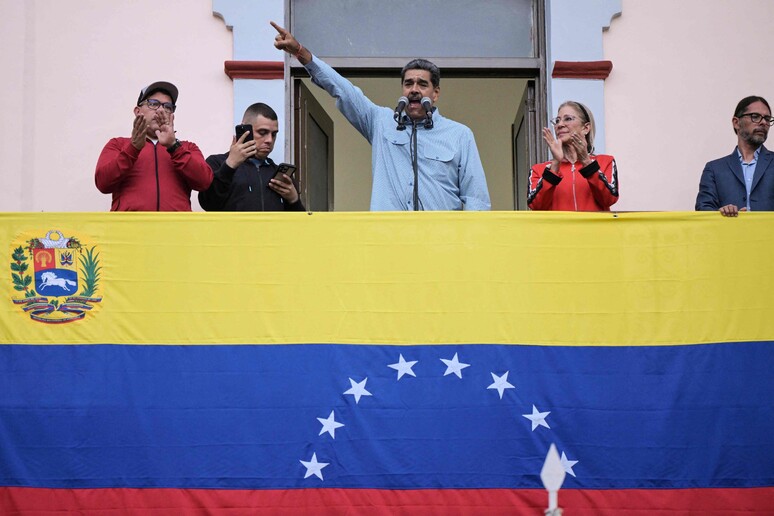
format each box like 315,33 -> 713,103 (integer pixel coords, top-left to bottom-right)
305,55 -> 491,211
737,146 -> 760,211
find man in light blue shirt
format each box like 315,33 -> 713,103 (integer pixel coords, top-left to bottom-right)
739,146 -> 759,212
271,22 -> 490,211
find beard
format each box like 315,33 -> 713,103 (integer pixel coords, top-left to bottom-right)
740,127 -> 768,146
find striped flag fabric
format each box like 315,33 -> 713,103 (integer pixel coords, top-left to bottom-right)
1,211 -> 772,514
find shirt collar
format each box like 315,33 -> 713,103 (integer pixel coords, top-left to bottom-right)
737,146 -> 761,164
399,107 -> 442,127
249,156 -> 274,167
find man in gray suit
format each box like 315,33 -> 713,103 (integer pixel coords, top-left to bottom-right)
696,96 -> 774,216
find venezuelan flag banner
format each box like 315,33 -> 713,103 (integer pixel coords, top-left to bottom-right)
1,212 -> 772,514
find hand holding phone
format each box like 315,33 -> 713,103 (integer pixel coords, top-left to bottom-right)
269,163 -> 300,203
273,163 -> 297,181
226,124 -> 257,169
235,124 -> 254,142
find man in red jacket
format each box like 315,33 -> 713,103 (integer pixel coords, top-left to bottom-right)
95,81 -> 212,211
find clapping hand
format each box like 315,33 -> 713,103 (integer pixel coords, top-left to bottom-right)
131,115 -> 148,150
154,110 -> 176,147
570,132 -> 591,165
542,127 -> 563,167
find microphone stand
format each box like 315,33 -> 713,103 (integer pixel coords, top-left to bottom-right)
424,111 -> 434,129
411,118 -> 419,211
413,107 -> 434,209
394,101 -> 407,131
396,104 -> 434,211
421,98 -> 434,129
395,114 -> 406,131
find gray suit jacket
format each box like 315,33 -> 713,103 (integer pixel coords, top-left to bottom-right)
696,146 -> 774,211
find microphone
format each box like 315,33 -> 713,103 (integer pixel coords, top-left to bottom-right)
421,97 -> 434,129
394,96 -> 409,120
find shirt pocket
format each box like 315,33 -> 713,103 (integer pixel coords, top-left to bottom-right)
423,146 -> 455,163
384,131 -> 410,147
422,143 -> 457,181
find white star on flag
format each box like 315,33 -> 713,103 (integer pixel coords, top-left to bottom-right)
299,452 -> 329,480
388,354 -> 418,380
440,352 -> 470,378
523,404 -> 551,431
561,451 -> 578,477
343,377 -> 372,404
317,410 -> 345,439
487,371 -> 515,399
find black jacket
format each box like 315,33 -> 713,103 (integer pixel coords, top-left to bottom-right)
198,154 -> 305,212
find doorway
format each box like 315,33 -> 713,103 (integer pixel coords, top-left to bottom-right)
294,74 -> 540,211
295,81 -> 334,211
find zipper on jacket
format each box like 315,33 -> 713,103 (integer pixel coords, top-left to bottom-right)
153,142 -> 160,211
259,165 -> 265,211
254,160 -> 265,211
571,162 -> 577,211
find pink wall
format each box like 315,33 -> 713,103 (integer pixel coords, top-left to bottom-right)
5,1 -> 772,213
0,0 -> 234,211
604,0 -> 774,211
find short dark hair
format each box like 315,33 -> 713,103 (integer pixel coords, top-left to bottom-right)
242,103 -> 278,123
733,96 -> 770,134
734,96 -> 770,118
401,59 -> 440,88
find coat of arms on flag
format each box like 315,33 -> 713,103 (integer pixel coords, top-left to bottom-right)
10,229 -> 102,323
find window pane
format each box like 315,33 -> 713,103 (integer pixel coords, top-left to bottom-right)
292,0 -> 534,58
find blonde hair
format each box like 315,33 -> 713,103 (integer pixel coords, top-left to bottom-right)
559,101 -> 595,154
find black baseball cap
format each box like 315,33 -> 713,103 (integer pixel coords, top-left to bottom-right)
137,81 -> 178,106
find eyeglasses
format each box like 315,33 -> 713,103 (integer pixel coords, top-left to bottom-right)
141,99 -> 176,113
738,112 -> 774,126
550,115 -> 580,126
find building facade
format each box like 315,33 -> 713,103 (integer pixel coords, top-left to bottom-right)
2,0 -> 772,211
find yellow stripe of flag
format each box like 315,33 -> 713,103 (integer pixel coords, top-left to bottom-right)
2,212 -> 772,346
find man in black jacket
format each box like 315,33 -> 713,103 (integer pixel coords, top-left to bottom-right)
199,103 -> 304,211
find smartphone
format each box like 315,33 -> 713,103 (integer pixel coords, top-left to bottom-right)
235,124 -> 253,142
273,163 -> 297,180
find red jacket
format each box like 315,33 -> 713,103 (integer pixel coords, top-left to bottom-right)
527,155 -> 619,211
95,137 -> 213,211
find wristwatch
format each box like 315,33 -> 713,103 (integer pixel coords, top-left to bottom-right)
166,139 -> 182,154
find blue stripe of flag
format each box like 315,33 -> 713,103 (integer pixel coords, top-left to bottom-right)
0,342 -> 771,489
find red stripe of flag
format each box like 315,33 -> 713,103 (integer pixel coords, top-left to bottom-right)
2,487 -> 771,514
